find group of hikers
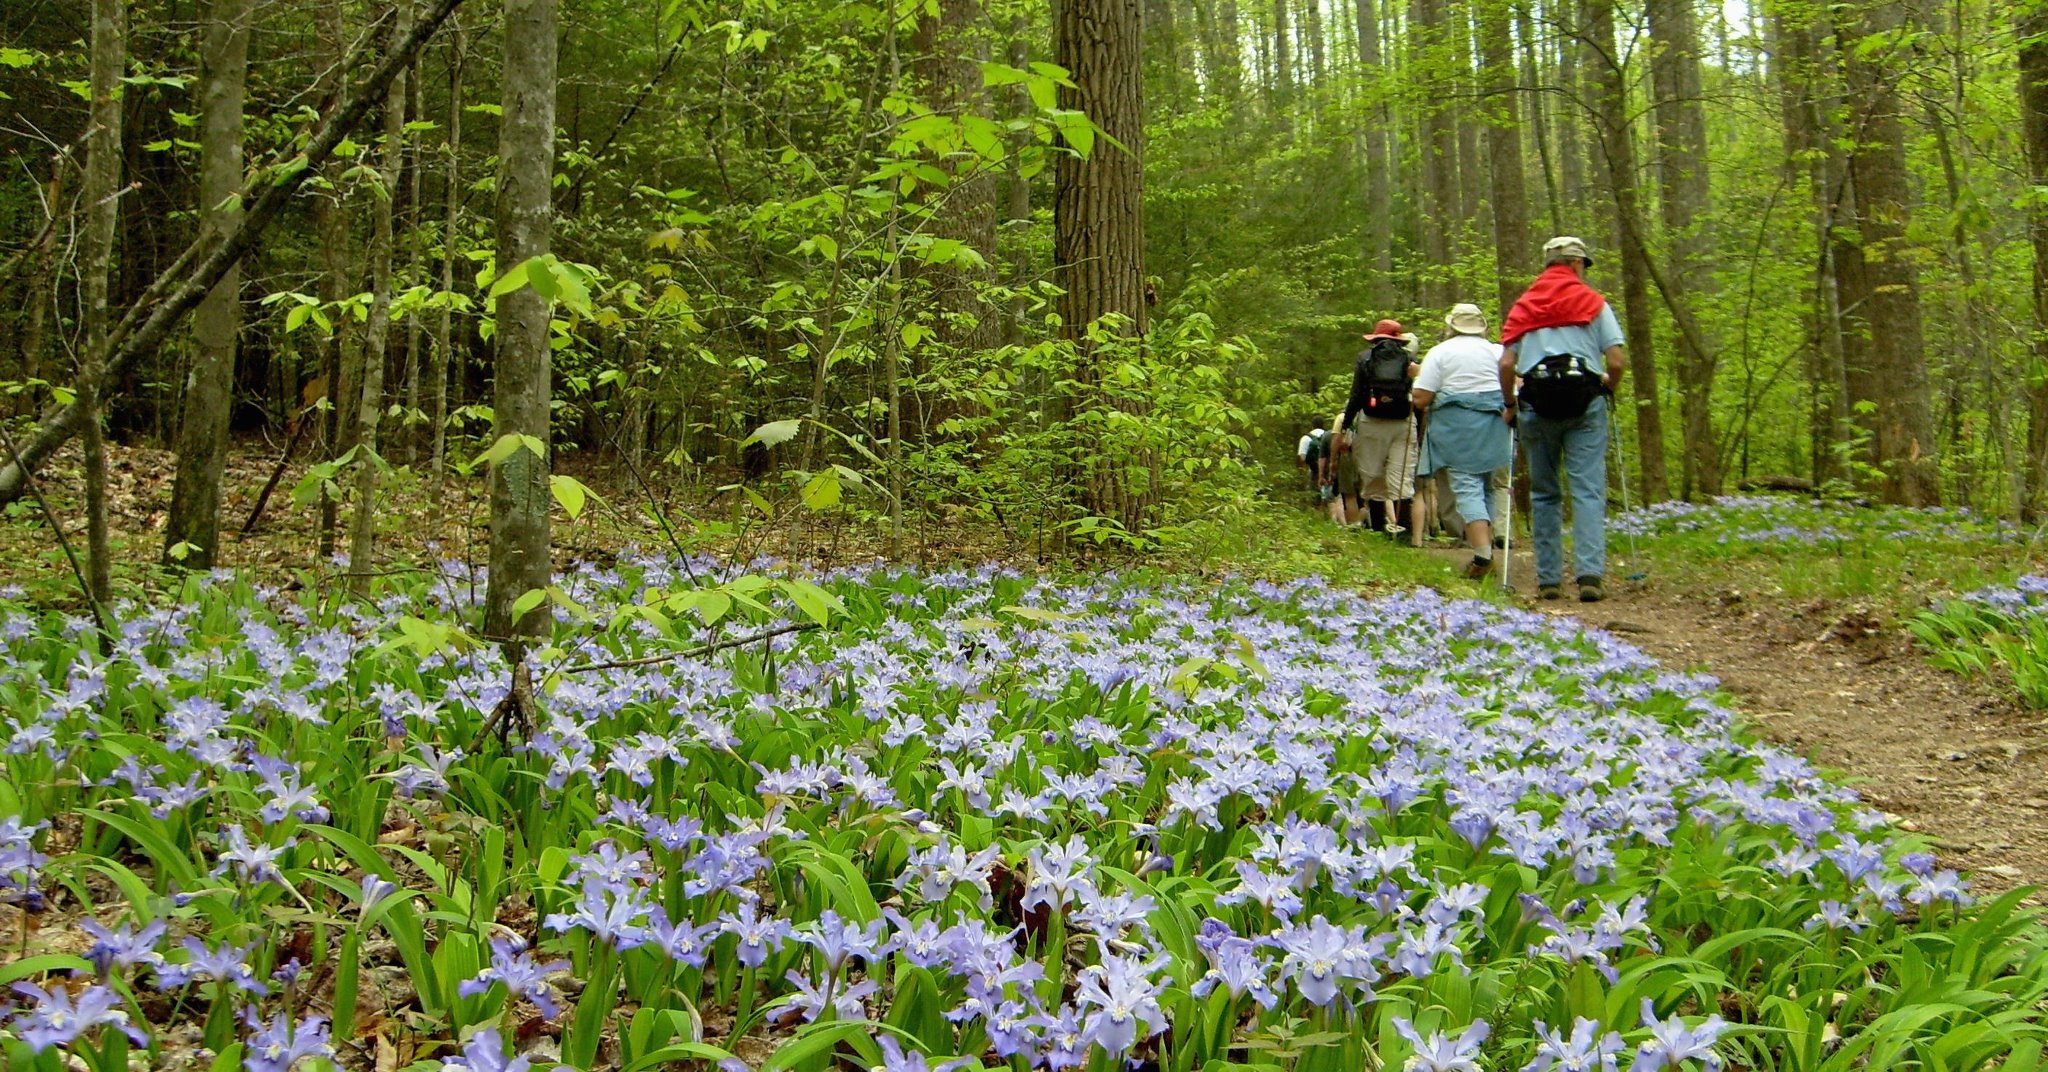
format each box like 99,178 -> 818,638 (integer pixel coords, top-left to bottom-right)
1299,235 -> 1625,603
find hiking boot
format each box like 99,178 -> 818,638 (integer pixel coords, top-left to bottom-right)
1538,583 -> 1562,601
1462,556 -> 1492,579
1577,575 -> 1606,603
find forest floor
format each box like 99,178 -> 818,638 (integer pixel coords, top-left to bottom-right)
6,439 -> 2046,899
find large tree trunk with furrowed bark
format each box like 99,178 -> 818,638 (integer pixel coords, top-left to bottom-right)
1479,0 -> 1527,318
2020,0 -> 2048,522
1585,0 -> 1669,501
483,0 -> 558,640
1836,0 -> 1939,505
164,0 -> 252,569
1648,0 -> 1719,498
1055,0 -> 1153,532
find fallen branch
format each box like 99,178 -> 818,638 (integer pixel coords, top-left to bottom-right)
0,0 -> 468,507
559,621 -> 819,674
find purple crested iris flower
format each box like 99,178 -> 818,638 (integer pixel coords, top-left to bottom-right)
248,753 -> 330,825
1522,1018 -> 1624,1072
543,878 -> 653,951
795,909 -> 888,975
897,839 -> 1000,909
780,970 -> 878,1023
1072,952 -> 1169,1056
1805,900 -> 1863,933
1021,835 -> 1097,915
644,909 -> 719,967
1634,999 -> 1728,1072
157,936 -> 269,996
884,909 -> 954,968
7,981 -> 149,1052
212,825 -> 294,888
1906,869 -> 1971,907
721,899 -> 794,967
440,1026 -> 536,1072
1271,915 -> 1380,1006
1391,1017 -> 1489,1072
242,1010 -> 333,1072
0,817 -> 49,910
80,918 -> 166,976
459,936 -> 571,1017
1189,934 -> 1279,1009
869,1034 -> 973,1072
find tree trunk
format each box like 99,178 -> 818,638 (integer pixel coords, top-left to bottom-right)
1585,0 -> 1669,501
1647,0 -> 1718,497
1273,0 -> 1294,117
1454,8 -> 1485,241
1055,0 -> 1151,529
315,0 -> 353,557
1220,1 -> 1243,103
16,165 -> 64,418
1356,0 -> 1392,290
484,0 -> 558,639
1555,0 -> 1586,217
1479,0 -> 1528,318
2020,0 -> 2048,521
1836,0 -> 1938,505
913,0 -> 999,356
401,56 -> 426,467
1773,5 -> 1851,486
80,0 -> 126,607
1004,13 -> 1034,343
1302,0 -> 1325,90
1414,0 -> 1455,305
430,18 -> 465,495
347,4 -> 411,594
164,0 -> 252,568
1519,1 -> 1563,236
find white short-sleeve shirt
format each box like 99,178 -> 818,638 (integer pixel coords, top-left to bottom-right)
1416,335 -> 1505,397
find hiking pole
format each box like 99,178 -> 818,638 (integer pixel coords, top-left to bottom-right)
1500,426 -> 1515,590
1609,411 -> 1647,580
1392,414 -> 1416,543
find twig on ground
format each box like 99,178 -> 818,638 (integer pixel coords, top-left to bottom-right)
0,421 -> 111,638
559,620 -> 818,674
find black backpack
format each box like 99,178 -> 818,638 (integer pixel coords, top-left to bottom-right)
1360,338 -> 1412,420
1520,353 -> 1605,421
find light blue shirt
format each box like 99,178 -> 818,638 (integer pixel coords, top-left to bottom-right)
1510,303 -> 1625,375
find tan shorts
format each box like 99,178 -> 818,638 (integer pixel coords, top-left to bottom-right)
1350,416 -> 1416,500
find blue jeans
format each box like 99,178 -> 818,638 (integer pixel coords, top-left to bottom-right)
1519,395 -> 1608,585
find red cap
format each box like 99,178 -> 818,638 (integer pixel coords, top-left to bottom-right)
1364,318 -> 1405,341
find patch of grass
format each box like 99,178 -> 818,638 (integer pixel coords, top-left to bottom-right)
1610,495 -> 2045,613
1165,499 -> 1509,598
1909,576 -> 2048,708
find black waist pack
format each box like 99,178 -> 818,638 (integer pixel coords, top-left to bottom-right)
1520,354 -> 1604,420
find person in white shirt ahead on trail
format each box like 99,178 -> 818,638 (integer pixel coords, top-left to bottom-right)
1498,236 -> 1629,603
1412,303 -> 1514,579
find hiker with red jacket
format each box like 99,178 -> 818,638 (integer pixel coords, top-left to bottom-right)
1498,237 -> 1628,603
1337,319 -> 1421,539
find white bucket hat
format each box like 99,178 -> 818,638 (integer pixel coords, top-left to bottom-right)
1444,303 -> 1488,335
